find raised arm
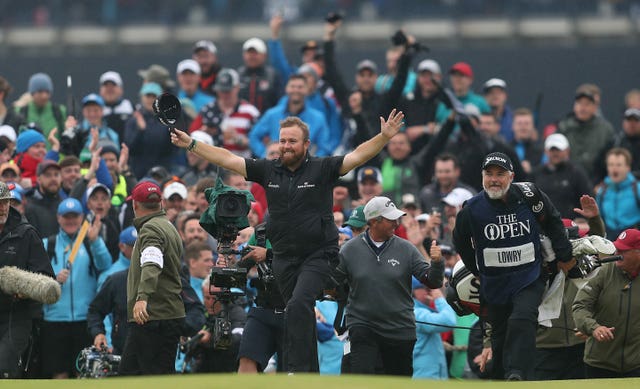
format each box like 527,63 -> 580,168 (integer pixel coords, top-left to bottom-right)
171,128 -> 247,177
340,109 -> 404,175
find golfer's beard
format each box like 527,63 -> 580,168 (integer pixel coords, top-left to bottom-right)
484,184 -> 509,200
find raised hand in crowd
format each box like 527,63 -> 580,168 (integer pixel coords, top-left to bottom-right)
48,127 -> 60,152
133,110 -> 146,130
403,216 -> 424,247
87,214 -> 103,242
573,194 -> 599,219
270,13 -> 284,39
323,17 -> 342,41
88,127 -> 99,152
64,115 -> 77,130
84,146 -> 102,181
118,142 -> 130,173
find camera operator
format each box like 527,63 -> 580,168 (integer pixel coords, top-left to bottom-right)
236,222 -> 287,373
192,278 -> 246,373
171,106 -> 404,373
331,196 -> 444,376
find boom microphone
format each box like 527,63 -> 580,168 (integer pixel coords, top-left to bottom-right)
0,266 -> 61,305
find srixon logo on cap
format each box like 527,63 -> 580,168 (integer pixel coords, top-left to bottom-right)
485,156 -> 507,164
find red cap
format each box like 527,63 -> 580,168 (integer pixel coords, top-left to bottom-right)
250,201 -> 264,224
126,181 -> 162,203
449,62 -> 473,78
613,229 -> 640,251
562,218 -> 588,237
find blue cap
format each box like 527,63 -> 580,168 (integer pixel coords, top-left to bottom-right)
28,73 -> 53,94
16,129 -> 46,154
412,276 -> 425,290
7,182 -> 23,203
57,198 -> 84,216
139,82 -> 162,96
81,93 -> 105,107
338,227 -> 353,239
9,188 -> 22,203
119,226 -> 138,246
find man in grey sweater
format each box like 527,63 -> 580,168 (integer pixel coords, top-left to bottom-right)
333,196 -> 444,376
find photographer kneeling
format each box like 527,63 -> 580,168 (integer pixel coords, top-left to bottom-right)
190,277 -> 246,373
332,196 -> 444,376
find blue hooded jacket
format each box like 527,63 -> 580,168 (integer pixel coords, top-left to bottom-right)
43,232 -> 112,321
596,172 -> 640,238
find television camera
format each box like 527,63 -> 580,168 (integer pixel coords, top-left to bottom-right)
76,346 -> 120,378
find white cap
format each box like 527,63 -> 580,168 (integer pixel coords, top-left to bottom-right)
442,188 -> 474,207
483,78 -> 507,92
191,130 -> 214,146
417,59 -> 441,74
163,182 -> 188,200
193,40 -> 217,54
464,103 -> 481,119
364,196 -> 406,221
177,59 -> 201,75
544,133 -> 570,151
99,71 -> 123,87
243,37 -> 267,54
415,213 -> 430,222
0,125 -> 17,143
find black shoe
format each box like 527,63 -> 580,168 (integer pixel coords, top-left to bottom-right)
506,373 -> 523,381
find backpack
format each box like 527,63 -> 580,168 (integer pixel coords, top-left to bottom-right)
46,234 -> 97,276
20,103 -> 65,133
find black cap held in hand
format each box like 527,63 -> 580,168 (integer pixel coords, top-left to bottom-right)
153,93 -> 182,127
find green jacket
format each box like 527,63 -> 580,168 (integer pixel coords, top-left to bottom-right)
536,279 -> 583,348
557,115 -> 614,177
127,210 -> 185,322
572,263 -> 640,372
17,101 -> 66,147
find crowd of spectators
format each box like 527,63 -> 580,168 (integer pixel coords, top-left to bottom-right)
1,10 -> 639,380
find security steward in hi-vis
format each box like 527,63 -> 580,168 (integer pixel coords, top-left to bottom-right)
452,152 -> 573,381
171,109 -> 405,373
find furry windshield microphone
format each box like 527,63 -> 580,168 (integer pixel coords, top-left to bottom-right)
153,93 -> 182,127
0,266 -> 61,305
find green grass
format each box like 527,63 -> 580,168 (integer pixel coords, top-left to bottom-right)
4,374 -> 640,389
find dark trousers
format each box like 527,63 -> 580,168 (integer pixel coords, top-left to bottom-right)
0,319 -> 32,378
40,321 -> 91,377
272,248 -> 332,373
487,276 -> 545,380
348,325 -> 415,376
534,343 -> 585,380
119,318 -> 183,376
585,364 -> 640,378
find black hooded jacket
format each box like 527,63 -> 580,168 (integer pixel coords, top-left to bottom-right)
0,207 -> 55,321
